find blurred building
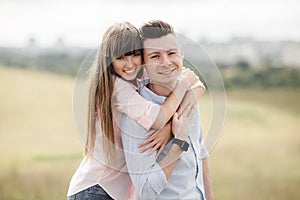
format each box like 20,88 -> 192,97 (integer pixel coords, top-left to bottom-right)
199,38 -> 300,68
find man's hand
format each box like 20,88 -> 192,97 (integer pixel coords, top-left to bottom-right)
172,104 -> 195,141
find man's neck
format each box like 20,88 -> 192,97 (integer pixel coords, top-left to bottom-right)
148,81 -> 177,97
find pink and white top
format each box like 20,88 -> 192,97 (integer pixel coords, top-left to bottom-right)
67,76 -> 160,200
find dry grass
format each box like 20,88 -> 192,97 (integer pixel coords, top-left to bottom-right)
206,89 -> 300,200
0,66 -> 299,199
0,67 -> 82,200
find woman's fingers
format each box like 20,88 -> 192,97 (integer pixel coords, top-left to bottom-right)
138,130 -> 156,148
146,129 -> 156,136
147,143 -> 160,156
139,141 -> 155,153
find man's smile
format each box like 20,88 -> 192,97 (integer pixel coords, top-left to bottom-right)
158,67 -> 176,75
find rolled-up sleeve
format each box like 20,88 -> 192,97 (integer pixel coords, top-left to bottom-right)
195,106 -> 209,159
198,122 -> 209,159
200,141 -> 209,159
121,114 -> 167,199
190,80 -> 206,90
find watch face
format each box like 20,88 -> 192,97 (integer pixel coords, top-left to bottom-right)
182,142 -> 189,151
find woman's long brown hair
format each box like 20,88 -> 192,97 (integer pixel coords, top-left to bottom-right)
86,22 -> 143,167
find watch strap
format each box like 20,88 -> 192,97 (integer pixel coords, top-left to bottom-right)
173,138 -> 189,151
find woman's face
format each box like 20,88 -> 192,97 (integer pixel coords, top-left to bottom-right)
112,53 -> 143,81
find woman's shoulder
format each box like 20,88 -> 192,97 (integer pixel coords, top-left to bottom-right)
113,76 -> 136,88
112,76 -> 138,97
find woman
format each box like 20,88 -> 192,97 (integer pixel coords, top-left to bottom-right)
67,22 -> 202,200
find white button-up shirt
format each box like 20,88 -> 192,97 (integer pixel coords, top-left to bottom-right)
121,79 -> 208,200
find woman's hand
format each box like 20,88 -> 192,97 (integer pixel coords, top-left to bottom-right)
179,68 -> 199,90
138,122 -> 172,157
176,86 -> 204,116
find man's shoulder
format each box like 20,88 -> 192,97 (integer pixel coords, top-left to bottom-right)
121,113 -> 146,130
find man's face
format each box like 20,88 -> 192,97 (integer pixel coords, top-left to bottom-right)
143,34 -> 183,87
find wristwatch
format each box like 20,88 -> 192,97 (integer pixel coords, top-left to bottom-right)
173,138 -> 189,151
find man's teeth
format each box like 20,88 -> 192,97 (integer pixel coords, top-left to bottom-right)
160,68 -> 175,74
125,69 -> 135,73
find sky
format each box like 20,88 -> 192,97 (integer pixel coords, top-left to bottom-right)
1,0 -> 300,48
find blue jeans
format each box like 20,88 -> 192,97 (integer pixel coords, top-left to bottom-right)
67,184 -> 114,200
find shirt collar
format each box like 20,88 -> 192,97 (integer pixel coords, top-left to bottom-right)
139,78 -> 166,105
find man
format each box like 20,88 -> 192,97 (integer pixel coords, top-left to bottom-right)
121,20 -> 214,200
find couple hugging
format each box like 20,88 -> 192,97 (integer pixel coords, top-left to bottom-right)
68,20 -> 214,200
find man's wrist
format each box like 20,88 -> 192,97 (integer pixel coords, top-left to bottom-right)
172,138 -> 189,151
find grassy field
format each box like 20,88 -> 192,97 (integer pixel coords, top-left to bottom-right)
0,66 -> 299,199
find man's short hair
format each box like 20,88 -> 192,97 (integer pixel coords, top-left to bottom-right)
140,20 -> 175,41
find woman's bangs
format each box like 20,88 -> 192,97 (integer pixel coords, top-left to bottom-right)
111,31 -> 142,59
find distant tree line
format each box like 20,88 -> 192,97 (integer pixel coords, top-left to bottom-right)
1,47 -> 300,89
220,66 -> 300,89
0,47 -> 89,76
184,58 -> 300,89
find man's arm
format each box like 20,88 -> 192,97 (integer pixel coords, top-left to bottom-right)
121,105 -> 194,199
121,115 -> 175,199
202,158 -> 215,200
196,102 -> 214,200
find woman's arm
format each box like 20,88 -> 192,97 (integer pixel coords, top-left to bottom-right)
138,84 -> 205,156
176,86 -> 205,116
113,71 -> 204,156
114,69 -> 203,131
151,68 -> 202,129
